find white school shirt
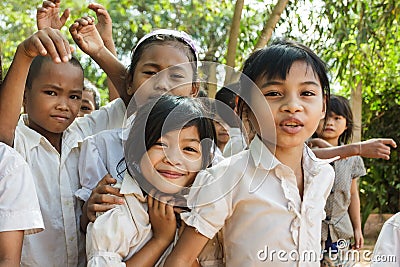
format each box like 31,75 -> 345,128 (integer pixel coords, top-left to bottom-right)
0,143 -> 44,234
14,98 -> 126,267
371,212 -> 400,267
86,172 -> 224,267
182,135 -> 335,267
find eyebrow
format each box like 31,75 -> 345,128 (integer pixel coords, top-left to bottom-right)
42,84 -> 83,95
182,138 -> 201,143
260,80 -> 320,88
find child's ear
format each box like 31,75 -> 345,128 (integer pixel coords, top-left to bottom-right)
321,95 -> 327,119
126,73 -> 135,96
191,82 -> 200,97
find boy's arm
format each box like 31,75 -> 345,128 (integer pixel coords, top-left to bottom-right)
0,230 -> 24,267
37,0 -> 70,30
313,138 -> 397,160
349,178 -> 363,249
0,28 -> 71,145
88,3 -> 119,101
69,17 -> 130,106
164,226 -> 210,267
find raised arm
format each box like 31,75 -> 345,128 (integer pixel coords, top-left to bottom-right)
313,138 -> 397,160
69,16 -> 130,105
0,28 -> 71,146
36,0 -> 70,30
88,3 -> 119,101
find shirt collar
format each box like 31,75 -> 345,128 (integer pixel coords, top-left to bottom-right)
19,114 -> 82,152
120,171 -> 146,202
249,135 -> 281,170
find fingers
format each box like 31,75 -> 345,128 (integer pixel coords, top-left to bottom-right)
97,173 -> 117,186
24,28 -> 71,63
381,138 -> 397,148
60,8 -> 70,26
41,0 -> 56,9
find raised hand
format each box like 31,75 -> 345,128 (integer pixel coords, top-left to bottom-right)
69,16 -> 104,57
88,3 -> 114,49
21,27 -> 71,63
37,0 -> 70,30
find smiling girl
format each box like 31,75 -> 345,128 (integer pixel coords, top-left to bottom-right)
86,94 -> 216,266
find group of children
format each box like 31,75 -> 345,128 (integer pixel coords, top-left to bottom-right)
0,0 -> 397,266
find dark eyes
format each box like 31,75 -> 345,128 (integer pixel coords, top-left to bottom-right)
184,147 -> 199,153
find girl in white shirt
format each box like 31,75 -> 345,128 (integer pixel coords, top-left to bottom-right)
86,94 -> 220,266
165,39 -> 336,267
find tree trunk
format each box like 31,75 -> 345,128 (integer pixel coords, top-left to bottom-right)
224,0 -> 244,84
254,0 -> 290,51
350,80 -> 363,142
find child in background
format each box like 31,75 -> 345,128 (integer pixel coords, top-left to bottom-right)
165,39 -> 335,266
0,16 -> 129,267
86,94 -> 218,266
72,24 -> 199,227
315,95 -> 366,267
78,78 -> 101,117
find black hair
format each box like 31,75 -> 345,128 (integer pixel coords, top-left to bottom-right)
328,95 -> 354,144
83,78 -> 101,109
215,82 -> 240,128
124,94 -> 216,191
237,38 -> 330,122
127,35 -> 198,86
26,55 -> 84,90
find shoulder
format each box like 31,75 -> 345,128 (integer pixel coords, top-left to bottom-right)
0,143 -> 28,179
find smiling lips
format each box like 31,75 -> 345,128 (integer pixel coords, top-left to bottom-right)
158,170 -> 185,179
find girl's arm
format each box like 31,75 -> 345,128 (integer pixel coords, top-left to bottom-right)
125,195 -> 176,267
348,178 -> 363,249
0,28 -> 71,145
69,17 -> 130,106
36,0 -> 69,30
0,230 -> 24,267
313,138 -> 397,160
164,226 -> 210,267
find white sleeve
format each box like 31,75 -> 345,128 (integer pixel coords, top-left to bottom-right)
73,98 -> 126,138
0,145 -> 44,234
76,135 -> 109,202
86,203 -> 139,266
371,213 -> 400,266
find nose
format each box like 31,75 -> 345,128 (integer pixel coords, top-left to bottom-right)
163,146 -> 183,166
56,97 -> 69,111
154,72 -> 170,92
325,116 -> 334,125
280,95 -> 304,113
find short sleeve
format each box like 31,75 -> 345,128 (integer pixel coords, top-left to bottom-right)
181,169 -> 234,239
87,204 -> 137,266
351,156 -> 367,179
76,135 -> 109,202
0,145 -> 44,234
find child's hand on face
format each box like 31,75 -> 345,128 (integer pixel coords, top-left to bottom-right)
88,3 -> 113,46
69,16 -> 104,57
21,28 -> 71,63
147,191 -> 177,246
37,0 -> 70,30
